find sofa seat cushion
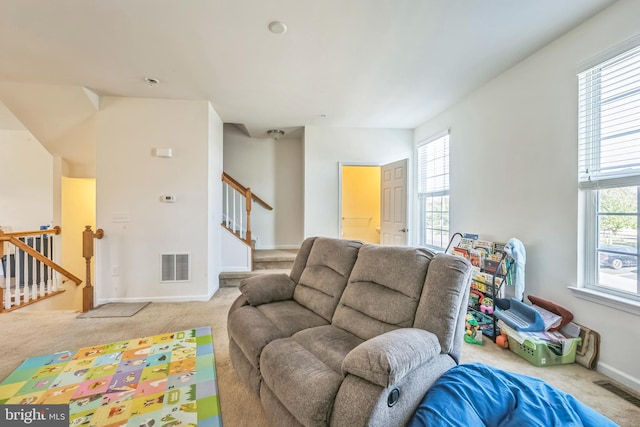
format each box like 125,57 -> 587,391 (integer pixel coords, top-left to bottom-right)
257,300 -> 330,337
290,325 -> 364,374
228,301 -> 329,370
260,326 -> 363,426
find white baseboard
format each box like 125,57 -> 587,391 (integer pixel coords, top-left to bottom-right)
95,293 -> 215,305
597,361 -> 640,394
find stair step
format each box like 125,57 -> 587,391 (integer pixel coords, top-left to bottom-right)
253,249 -> 297,270
219,248 -> 298,287
1,289 -> 66,313
220,269 -> 291,288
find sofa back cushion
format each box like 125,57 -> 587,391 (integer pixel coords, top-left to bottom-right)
293,237 -> 362,322
332,244 -> 433,340
413,254 -> 472,362
289,237 -> 317,284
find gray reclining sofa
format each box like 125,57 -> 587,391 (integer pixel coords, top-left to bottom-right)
227,236 -> 472,426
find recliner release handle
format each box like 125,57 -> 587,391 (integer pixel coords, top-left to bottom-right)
387,388 -> 400,407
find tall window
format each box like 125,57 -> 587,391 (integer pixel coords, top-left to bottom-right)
418,132 -> 449,249
579,41 -> 640,301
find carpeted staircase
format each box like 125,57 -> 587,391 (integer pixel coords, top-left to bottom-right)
219,249 -> 297,287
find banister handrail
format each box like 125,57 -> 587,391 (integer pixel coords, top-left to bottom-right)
2,226 -> 61,238
222,172 -> 273,211
1,236 -> 82,286
1,226 -> 88,312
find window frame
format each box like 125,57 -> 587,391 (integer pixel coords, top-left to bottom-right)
417,131 -> 450,250
577,37 -> 640,309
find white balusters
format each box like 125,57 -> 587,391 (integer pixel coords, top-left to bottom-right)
3,241 -> 11,310
47,235 -> 56,292
221,174 -> 256,245
0,227 -> 83,312
222,181 -> 248,240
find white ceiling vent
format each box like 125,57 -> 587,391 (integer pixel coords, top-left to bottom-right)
161,253 -> 191,282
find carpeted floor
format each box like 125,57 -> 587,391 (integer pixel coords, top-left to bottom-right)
0,287 -> 638,426
76,301 -> 151,318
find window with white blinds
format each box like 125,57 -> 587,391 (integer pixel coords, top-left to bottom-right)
418,133 -> 450,195
578,43 -> 640,189
417,132 -> 450,249
578,40 -> 640,301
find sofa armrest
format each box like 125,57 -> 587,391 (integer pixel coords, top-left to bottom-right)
239,273 -> 296,306
342,328 -> 441,388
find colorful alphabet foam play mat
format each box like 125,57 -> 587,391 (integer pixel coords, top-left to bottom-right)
0,326 -> 221,426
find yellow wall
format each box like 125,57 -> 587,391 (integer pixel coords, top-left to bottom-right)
62,177 -> 96,311
16,177 -> 96,312
341,166 -> 380,243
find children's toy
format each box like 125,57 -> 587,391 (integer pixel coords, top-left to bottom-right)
468,290 -> 481,306
496,331 -> 509,349
480,297 -> 494,315
494,298 -> 545,332
464,314 -> 483,345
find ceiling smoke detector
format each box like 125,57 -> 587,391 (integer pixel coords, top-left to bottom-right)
267,129 -> 285,140
144,77 -> 160,87
268,21 -> 287,34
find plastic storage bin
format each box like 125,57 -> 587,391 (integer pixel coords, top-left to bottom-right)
507,333 -> 581,367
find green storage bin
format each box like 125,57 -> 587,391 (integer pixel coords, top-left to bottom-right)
507,333 -> 581,367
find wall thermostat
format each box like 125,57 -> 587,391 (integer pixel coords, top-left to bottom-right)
160,195 -> 176,203
153,148 -> 173,158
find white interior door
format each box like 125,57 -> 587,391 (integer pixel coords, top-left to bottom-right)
380,159 -> 407,245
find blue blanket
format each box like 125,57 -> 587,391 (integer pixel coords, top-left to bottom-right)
409,363 -> 617,427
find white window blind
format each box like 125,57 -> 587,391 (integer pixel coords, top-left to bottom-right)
418,132 -> 450,249
578,43 -> 640,189
418,133 -> 449,195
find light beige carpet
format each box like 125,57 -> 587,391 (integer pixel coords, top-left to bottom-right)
1,287 -> 638,426
76,301 -> 151,318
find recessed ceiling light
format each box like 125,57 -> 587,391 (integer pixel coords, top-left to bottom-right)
268,21 -> 287,34
144,77 -> 160,87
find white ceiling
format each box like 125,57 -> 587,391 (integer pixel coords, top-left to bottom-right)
0,0 -> 617,139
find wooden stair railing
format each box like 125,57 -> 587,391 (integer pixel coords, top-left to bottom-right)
221,172 -> 273,247
0,226 -> 82,312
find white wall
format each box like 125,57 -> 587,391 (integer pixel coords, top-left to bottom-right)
208,104 -> 224,296
223,124 -> 303,249
0,130 -> 53,230
95,97 -> 219,303
415,0 -> 640,391
221,227 -> 252,272
304,126 -> 413,239
59,177 -> 95,311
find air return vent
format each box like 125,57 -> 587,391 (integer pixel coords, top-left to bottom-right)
161,253 -> 191,282
593,380 -> 640,408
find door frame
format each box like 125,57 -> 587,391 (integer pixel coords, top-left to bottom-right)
338,160 -> 412,245
338,162 -> 382,241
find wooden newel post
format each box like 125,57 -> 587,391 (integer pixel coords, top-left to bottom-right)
82,226 -> 104,313
0,228 -> 4,311
245,188 -> 252,244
